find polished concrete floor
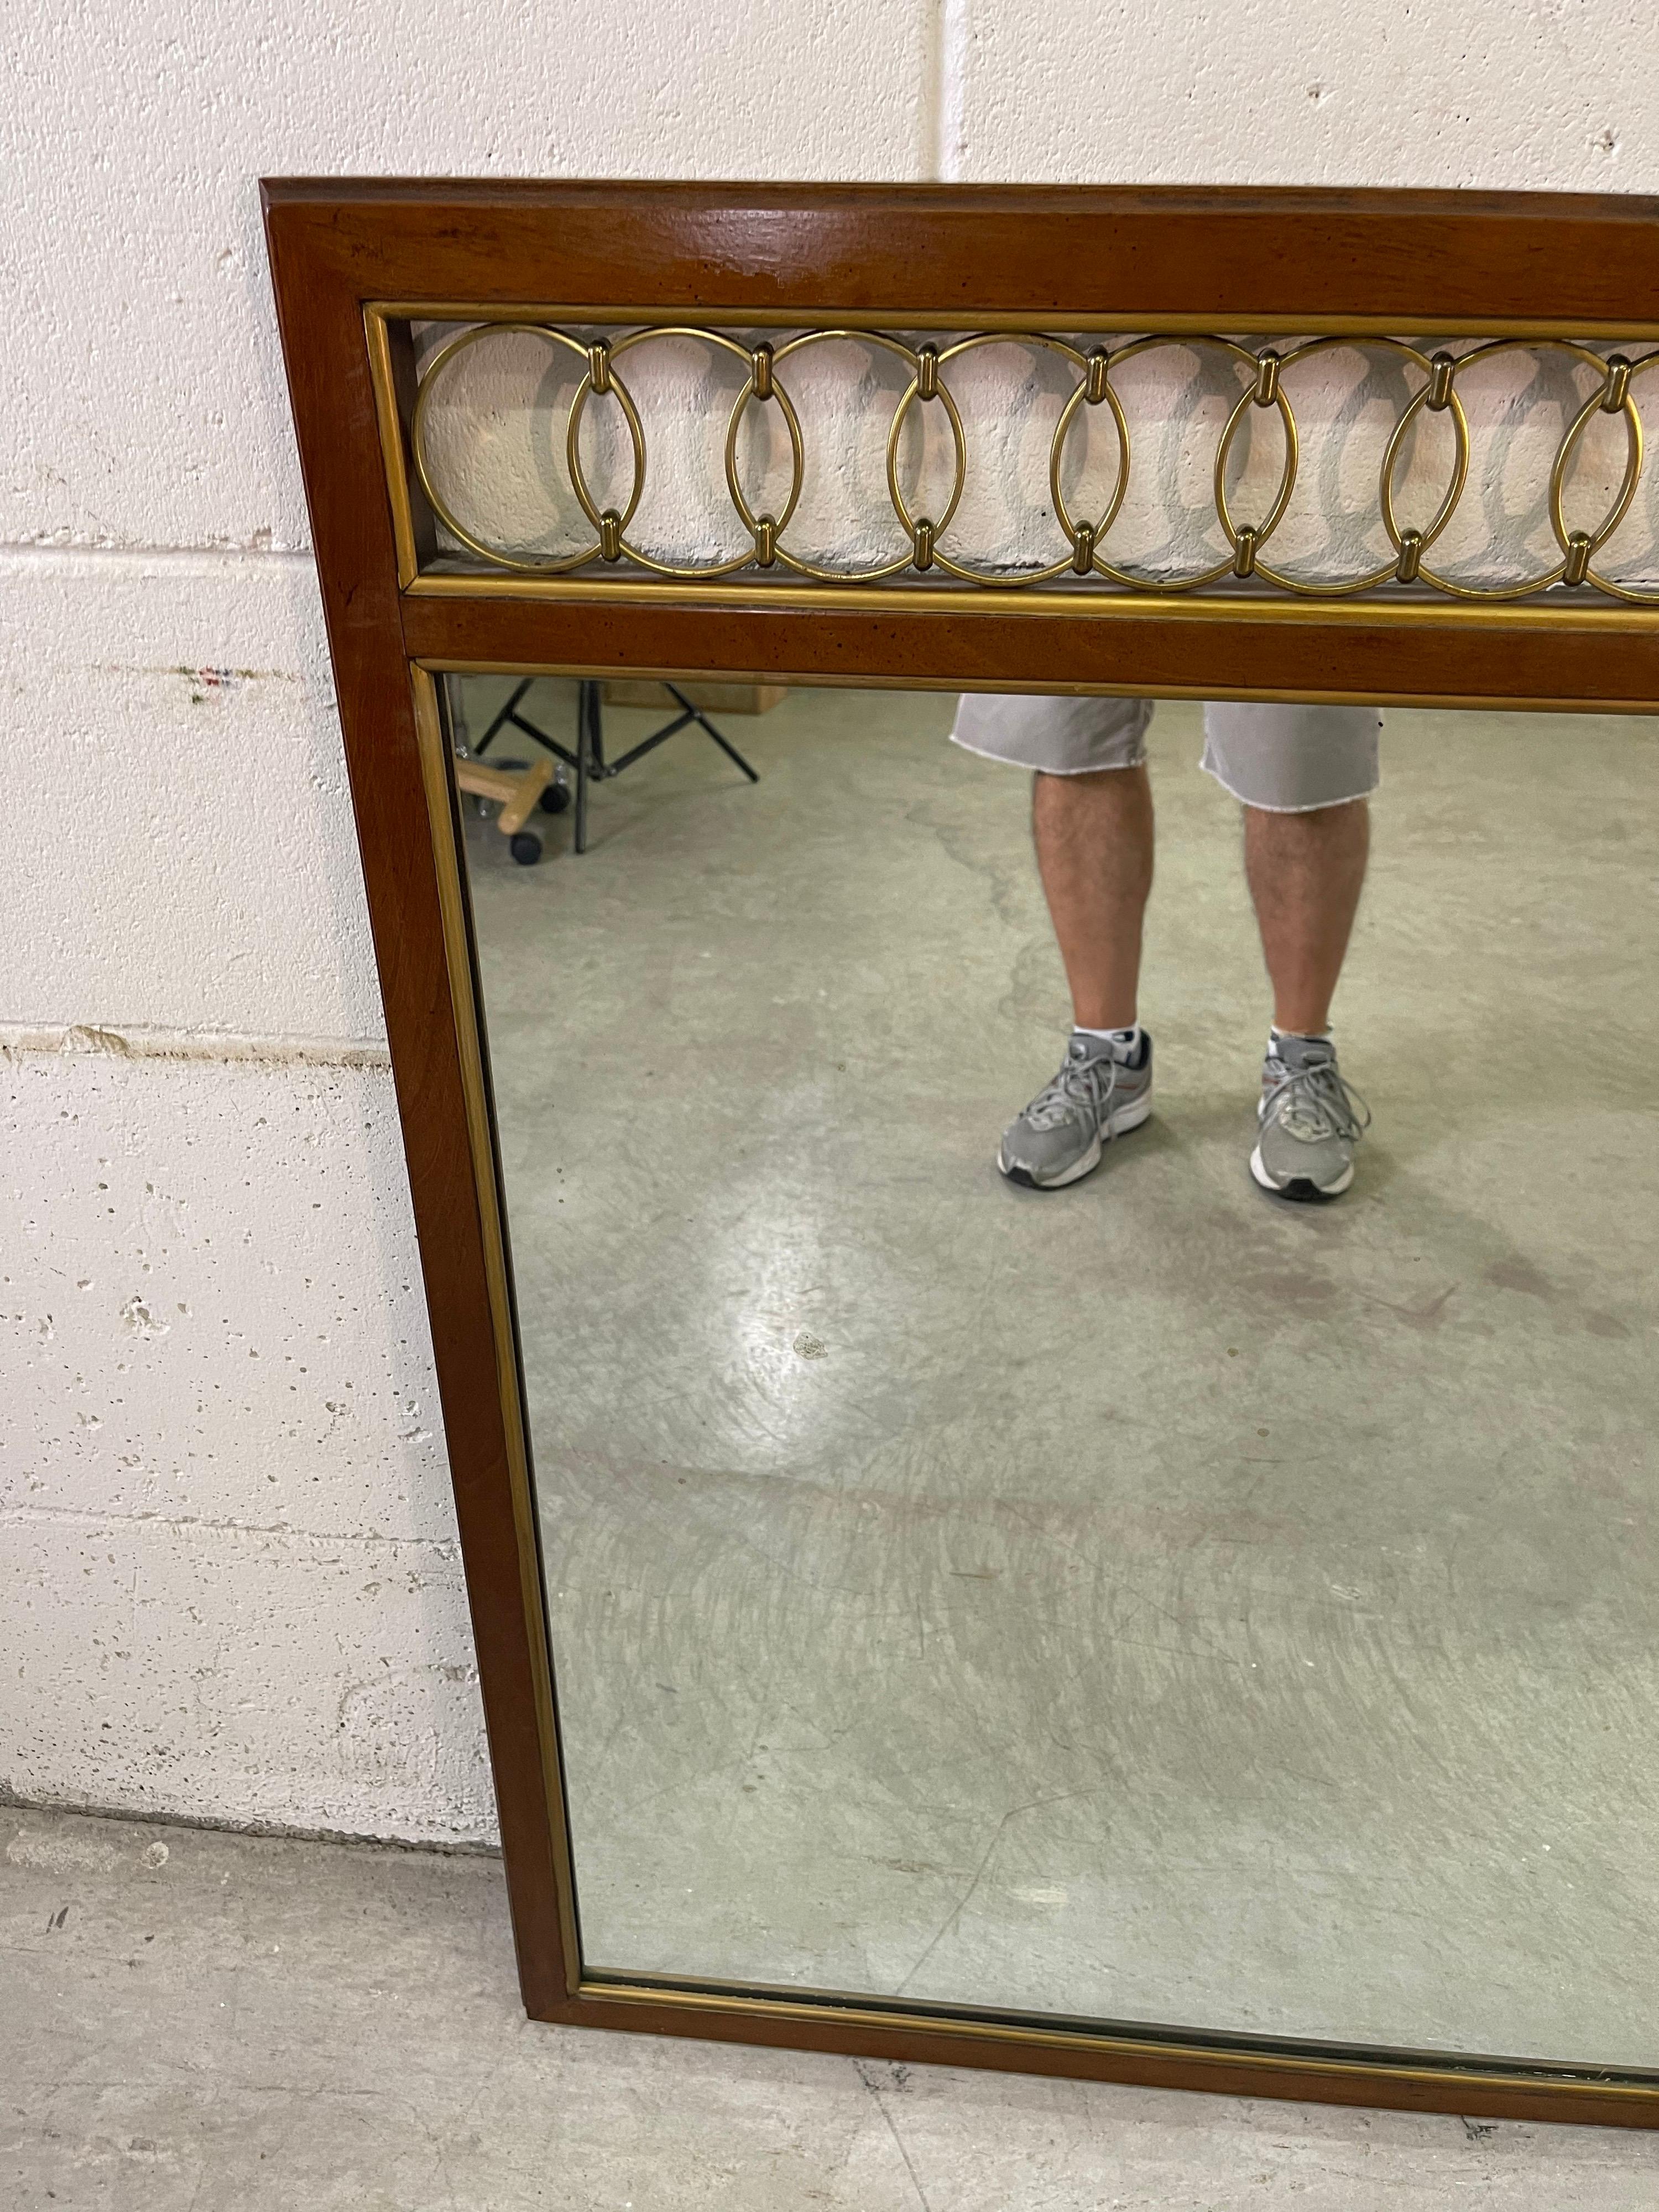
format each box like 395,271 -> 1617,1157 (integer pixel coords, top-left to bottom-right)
461,680 -> 1659,2069
18,1806 -> 1659,2210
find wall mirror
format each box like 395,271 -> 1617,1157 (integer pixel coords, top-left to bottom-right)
264,180 -> 1659,2124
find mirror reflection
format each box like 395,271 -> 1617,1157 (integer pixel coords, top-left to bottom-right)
446,672 -> 1659,2067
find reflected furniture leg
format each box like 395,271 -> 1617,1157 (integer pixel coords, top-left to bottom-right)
576,680 -> 593,855
481,677 -> 759,857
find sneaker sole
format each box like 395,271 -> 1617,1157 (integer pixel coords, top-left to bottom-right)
999,1097 -> 1154,1189
1249,1141 -> 1354,1202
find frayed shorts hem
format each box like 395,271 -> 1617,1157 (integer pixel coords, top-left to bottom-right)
950,695 -> 1380,812
1198,759 -> 1380,813
948,731 -> 1149,776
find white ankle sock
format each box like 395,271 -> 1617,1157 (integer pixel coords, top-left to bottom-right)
1076,1023 -> 1141,1062
1270,1026 -> 1332,1053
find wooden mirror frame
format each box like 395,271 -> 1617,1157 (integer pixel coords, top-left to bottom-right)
263,180 -> 1659,2125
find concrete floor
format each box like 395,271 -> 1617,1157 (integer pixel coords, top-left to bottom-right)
461,681 -> 1659,2070
11,1803 -> 1659,2210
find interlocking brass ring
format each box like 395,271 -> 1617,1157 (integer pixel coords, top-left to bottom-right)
1087,338 -> 1267,592
1556,352 -> 1655,599
724,355 -> 806,560
1213,358 -> 1299,576
762,331 -> 936,582
1050,353 -> 1131,577
890,334 -> 1097,587
1410,340 -> 1633,601
1244,338 -> 1468,596
414,322 -> 643,575
884,355 -> 969,570
568,327 -> 766,580
1375,352 -> 1472,589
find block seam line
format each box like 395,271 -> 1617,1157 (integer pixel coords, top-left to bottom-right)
0,1792 -> 502,1855
3,1503 -> 458,1553
0,541 -> 316,570
0,1024 -> 391,1070
922,0 -> 971,184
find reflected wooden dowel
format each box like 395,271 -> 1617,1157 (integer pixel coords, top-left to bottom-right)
454,753 -> 554,836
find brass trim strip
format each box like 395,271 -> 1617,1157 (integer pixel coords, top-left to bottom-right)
402,568 -> 1659,633
408,666 -> 583,1992
575,1980 -> 1659,2109
366,309 -> 420,589
375,300 -> 1659,342
371,311 -> 424,594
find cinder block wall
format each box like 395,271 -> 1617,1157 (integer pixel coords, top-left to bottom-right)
3,3 -> 1655,1844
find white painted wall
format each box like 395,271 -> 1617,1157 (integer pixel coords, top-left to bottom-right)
5,1 -> 1658,1845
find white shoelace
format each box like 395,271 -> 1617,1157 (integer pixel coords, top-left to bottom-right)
1262,1057 -> 1371,1145
1026,1049 -> 1122,1133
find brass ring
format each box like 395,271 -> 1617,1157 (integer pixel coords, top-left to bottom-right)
413,321 -> 629,575
759,331 -> 932,582
889,333 -> 1095,586
1564,351 -> 1659,600
1411,340 -> 1614,601
1213,377 -> 1300,569
1050,367 -> 1131,577
568,326 -> 760,580
1245,337 -> 1465,596
1550,381 -> 1642,575
723,364 -> 805,550
1377,379 -> 1471,583
885,361 -> 968,570
1089,337 -> 1263,592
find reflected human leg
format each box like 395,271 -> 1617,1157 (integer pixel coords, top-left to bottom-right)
1207,702 -> 1380,1199
1031,761 -> 1155,1032
1199,702 -> 1379,1035
996,763 -> 1159,1186
951,694 -> 1159,1188
1244,805 -> 1374,1199
953,689 -> 1158,1026
1243,797 -> 1371,1038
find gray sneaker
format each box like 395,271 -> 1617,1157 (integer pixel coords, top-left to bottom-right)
1250,1034 -> 1370,1201
998,1030 -> 1154,1188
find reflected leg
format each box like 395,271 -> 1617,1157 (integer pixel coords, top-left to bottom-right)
1243,796 -> 1373,1199
997,759 -> 1158,1187
1203,702 -> 1380,1198
1244,798 -> 1370,1035
1202,702 -> 1380,1035
1031,763 -> 1155,1032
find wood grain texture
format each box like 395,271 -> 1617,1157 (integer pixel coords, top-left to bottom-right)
263,179 -> 1659,326
263,186 -> 575,2014
545,1989 -> 1659,2128
402,590 -> 1659,712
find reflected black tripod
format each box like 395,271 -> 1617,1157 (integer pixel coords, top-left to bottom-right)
471,678 -> 759,853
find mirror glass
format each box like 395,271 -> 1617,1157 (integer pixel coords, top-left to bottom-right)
446,671 -> 1659,2068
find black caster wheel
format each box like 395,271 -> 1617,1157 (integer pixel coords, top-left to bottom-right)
540,780 -> 572,815
509,830 -> 544,867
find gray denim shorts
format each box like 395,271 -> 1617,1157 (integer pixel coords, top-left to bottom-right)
950,695 -> 1381,812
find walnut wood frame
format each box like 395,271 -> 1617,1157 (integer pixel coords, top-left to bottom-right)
264,180 -> 1659,2126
